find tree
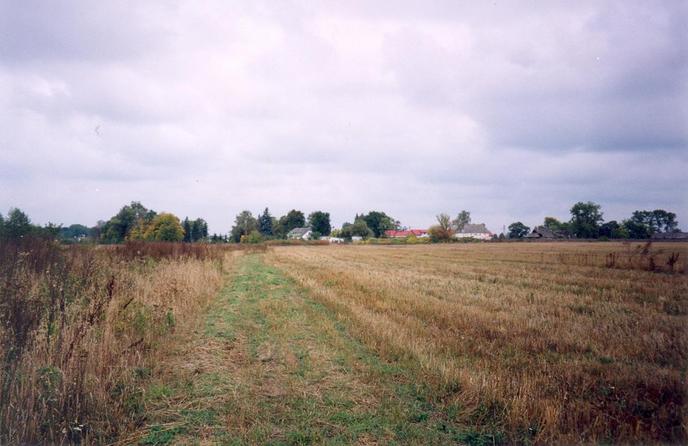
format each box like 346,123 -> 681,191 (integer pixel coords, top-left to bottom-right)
340,220 -> 373,240
544,217 -> 562,230
230,211 -> 258,242
452,210 -> 471,232
569,201 -> 603,238
625,210 -> 678,236
508,222 -> 530,239
210,233 -> 228,243
191,218 -> 208,242
543,217 -> 571,237
622,219 -> 649,239
182,217 -> 193,242
599,220 -> 627,239
258,208 -> 273,236
428,213 -> 454,242
360,211 -> 398,238
143,213 -> 185,242
308,211 -> 331,236
101,202 -> 156,243
3,208 -> 32,238
241,230 -> 263,244
649,210 -> 678,233
59,224 -> 91,242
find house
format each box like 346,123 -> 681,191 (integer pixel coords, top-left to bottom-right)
651,231 -> 688,240
287,227 -> 312,240
525,226 -> 558,239
454,223 -> 492,240
384,229 -> 429,238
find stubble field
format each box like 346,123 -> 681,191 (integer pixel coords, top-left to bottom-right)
267,242 -> 687,444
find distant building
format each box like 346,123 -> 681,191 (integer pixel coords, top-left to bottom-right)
287,227 -> 312,240
455,223 -> 492,240
384,229 -> 429,238
525,226 -> 561,239
327,237 -> 345,243
651,231 -> 688,240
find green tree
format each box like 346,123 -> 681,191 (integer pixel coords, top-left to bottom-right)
622,219 -> 649,239
191,218 -> 208,242
569,201 -> 603,238
143,213 -> 185,242
308,211 -> 331,236
340,220 -> 373,240
59,224 -> 91,242
360,211 -> 398,238
508,222 -> 530,239
452,210 -> 471,232
258,208 -> 274,236
241,230 -> 263,244
4,208 -> 32,238
626,210 -> 678,235
599,220 -> 627,239
182,217 -> 193,242
101,202 -> 156,243
230,210 -> 258,242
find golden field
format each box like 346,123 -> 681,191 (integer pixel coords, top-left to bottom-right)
266,242 -> 688,444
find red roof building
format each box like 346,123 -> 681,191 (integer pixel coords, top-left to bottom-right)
384,229 -> 428,238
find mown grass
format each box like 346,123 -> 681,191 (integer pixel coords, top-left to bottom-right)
266,242 -> 688,444
127,254 -> 488,445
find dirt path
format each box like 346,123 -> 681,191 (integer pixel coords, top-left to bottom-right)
118,254 -> 460,445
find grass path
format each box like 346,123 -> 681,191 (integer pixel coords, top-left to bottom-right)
121,254 -> 468,445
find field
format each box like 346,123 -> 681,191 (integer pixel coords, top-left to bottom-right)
1,240 -> 686,444
267,242 -> 688,444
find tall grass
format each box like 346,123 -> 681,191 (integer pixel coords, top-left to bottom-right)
267,242 -> 688,444
0,237 -> 226,444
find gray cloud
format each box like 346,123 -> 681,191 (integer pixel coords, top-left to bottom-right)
1,0 -> 686,233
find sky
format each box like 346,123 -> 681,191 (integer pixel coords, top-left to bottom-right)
1,0 -> 686,234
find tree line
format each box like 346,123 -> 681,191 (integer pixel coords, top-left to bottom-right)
228,209 -> 400,243
506,202 -> 679,239
0,201 -> 681,244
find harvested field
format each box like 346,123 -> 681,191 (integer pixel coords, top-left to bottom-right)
266,242 -> 688,444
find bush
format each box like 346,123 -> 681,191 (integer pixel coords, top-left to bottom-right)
428,225 -> 454,243
241,230 -> 263,244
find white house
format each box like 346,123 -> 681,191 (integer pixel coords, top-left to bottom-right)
454,223 -> 492,240
287,227 -> 312,240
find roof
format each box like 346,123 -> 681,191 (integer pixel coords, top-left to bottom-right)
651,231 -> 688,240
385,229 -> 428,237
460,223 -> 490,234
530,226 -> 557,238
287,227 -> 311,237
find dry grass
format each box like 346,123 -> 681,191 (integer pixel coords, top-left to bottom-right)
266,242 -> 688,444
0,238 -> 229,444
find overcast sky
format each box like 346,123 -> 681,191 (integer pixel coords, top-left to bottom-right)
1,0 -> 686,233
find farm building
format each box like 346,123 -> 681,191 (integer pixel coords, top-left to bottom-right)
651,231 -> 688,240
455,223 -> 492,240
525,226 -> 563,239
384,229 -> 429,238
287,227 -> 312,240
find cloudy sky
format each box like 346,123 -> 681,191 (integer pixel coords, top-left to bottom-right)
1,0 -> 686,233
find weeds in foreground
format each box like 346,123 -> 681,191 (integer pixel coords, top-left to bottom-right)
0,237 -> 226,444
